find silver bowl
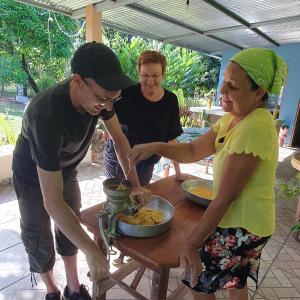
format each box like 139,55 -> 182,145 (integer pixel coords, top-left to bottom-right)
116,195 -> 174,238
181,178 -> 213,207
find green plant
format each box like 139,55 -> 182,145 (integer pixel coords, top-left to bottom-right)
37,75 -> 56,91
0,109 -> 18,145
173,89 -> 185,107
105,31 -> 220,99
292,222 -> 300,233
198,110 -> 212,128
278,173 -> 300,233
277,173 -> 300,199
0,0 -> 83,94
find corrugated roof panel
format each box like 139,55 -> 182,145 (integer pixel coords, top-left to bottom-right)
259,20 -> 300,44
16,0 -> 300,56
214,28 -> 273,48
174,34 -> 229,55
71,0 -> 102,11
217,0 -> 300,23
139,0 -> 241,31
103,6 -> 193,39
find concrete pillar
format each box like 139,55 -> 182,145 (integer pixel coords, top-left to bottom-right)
85,4 -> 102,42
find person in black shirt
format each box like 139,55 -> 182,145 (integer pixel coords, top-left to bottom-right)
103,50 -> 192,266
12,42 -> 149,300
104,50 -> 191,185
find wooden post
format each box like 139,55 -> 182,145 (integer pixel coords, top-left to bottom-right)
85,4 -> 102,42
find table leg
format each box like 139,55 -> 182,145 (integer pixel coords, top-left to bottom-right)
93,236 -> 106,300
130,265 -> 147,289
93,281 -> 106,300
150,268 -> 170,300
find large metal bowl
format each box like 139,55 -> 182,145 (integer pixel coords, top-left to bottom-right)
181,178 -> 213,207
116,195 -> 174,238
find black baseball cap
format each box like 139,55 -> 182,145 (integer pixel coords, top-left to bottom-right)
71,42 -> 134,91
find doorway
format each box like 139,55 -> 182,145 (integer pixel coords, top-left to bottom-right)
290,99 -> 300,147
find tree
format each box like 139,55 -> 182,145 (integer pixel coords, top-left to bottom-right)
104,30 -> 220,99
0,0 -> 83,94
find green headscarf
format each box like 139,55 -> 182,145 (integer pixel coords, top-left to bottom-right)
231,48 -> 288,96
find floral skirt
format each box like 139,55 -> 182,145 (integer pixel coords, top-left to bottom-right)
182,227 -> 270,294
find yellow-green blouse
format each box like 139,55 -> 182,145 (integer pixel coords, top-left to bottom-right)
212,108 -> 278,236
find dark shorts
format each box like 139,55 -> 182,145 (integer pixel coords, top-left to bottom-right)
103,143 -> 154,186
13,172 -> 81,273
182,227 -> 270,294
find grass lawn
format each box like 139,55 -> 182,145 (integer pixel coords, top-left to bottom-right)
0,97 -> 25,145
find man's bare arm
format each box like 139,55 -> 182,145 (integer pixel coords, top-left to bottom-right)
37,167 -> 108,281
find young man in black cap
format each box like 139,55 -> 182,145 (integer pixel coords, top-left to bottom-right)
12,42 -> 149,300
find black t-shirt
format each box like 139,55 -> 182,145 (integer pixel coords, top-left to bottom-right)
13,79 -> 114,185
105,83 -> 183,165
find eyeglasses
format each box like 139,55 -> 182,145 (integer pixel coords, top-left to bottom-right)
82,78 -> 121,105
140,73 -> 162,81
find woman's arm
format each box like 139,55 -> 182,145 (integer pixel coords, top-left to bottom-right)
129,129 -> 217,165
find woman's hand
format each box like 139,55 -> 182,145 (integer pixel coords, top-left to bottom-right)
129,143 -> 159,165
180,243 -> 202,288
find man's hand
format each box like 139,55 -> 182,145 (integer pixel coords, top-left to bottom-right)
86,245 -> 109,282
180,243 -> 202,288
130,186 -> 151,207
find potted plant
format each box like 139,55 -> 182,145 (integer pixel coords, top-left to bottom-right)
0,111 -> 18,181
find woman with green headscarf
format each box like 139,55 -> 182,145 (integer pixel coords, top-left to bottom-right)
128,48 -> 288,300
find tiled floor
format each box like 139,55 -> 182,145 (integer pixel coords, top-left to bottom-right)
0,147 -> 299,300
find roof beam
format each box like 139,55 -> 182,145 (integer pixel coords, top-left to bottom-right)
202,0 -> 280,46
126,3 -> 243,50
250,14 -> 300,28
199,15 -> 300,35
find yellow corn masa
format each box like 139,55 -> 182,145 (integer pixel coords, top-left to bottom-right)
190,187 -> 213,200
115,183 -> 129,191
118,207 -> 164,225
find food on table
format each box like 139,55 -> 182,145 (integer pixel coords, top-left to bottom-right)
190,187 -> 213,200
118,207 -> 164,225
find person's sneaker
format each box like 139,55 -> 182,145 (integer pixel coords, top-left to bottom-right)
63,284 -> 92,300
45,291 -> 62,300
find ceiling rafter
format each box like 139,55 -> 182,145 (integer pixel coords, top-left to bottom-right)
250,15 -> 300,28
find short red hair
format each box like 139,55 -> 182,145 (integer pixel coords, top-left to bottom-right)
138,50 -> 167,75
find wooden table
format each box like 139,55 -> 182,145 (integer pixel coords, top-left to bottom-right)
80,175 -> 206,300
